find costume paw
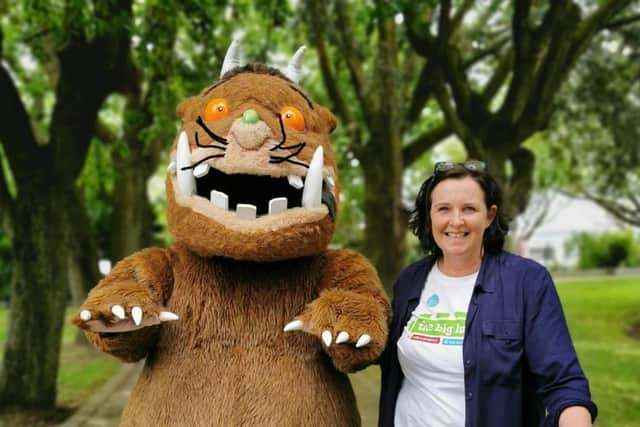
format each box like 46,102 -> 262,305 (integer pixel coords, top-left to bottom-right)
74,302 -> 178,333
283,289 -> 387,372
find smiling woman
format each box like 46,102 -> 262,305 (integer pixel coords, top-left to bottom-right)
378,161 -> 597,427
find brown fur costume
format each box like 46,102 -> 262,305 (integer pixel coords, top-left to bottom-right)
74,46 -> 390,426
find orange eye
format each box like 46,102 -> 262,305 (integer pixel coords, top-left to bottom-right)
280,106 -> 305,131
204,98 -> 229,121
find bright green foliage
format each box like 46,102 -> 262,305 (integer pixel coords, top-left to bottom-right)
566,230 -> 640,270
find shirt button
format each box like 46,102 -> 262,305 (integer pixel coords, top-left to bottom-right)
465,359 -> 471,366
466,392 -> 473,400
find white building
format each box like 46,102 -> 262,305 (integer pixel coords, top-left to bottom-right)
516,192 -> 624,268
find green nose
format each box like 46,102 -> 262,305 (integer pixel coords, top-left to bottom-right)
242,109 -> 259,124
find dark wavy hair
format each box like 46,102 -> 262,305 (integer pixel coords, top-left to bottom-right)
408,164 -> 509,256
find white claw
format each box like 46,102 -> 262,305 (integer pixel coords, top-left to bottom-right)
79,310 -> 91,321
287,175 -> 303,189
176,132 -> 195,196
111,305 -> 126,320
131,306 -> 143,326
322,330 -> 332,347
159,311 -> 179,322
302,146 -> 324,209
283,320 -> 304,332
355,334 -> 371,348
335,331 -> 350,344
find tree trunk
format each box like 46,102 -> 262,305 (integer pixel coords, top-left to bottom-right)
0,184 -> 68,407
66,187 -> 101,344
360,127 -> 406,292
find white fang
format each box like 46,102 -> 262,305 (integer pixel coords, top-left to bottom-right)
302,146 -> 323,209
176,132 -> 195,196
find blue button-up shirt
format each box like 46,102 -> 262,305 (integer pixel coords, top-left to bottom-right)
378,251 -> 597,427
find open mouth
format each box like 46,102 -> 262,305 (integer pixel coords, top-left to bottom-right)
193,168 -> 336,219
172,132 -> 336,221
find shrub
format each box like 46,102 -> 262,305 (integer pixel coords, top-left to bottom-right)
566,229 -> 640,270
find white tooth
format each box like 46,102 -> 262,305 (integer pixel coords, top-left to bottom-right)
176,131 -> 196,196
193,162 -> 210,178
268,197 -> 288,215
287,175 -> 303,189
324,175 -> 335,188
302,146 -> 323,209
131,306 -> 143,326
79,310 -> 91,321
167,161 -> 176,173
236,204 -> 257,220
211,190 -> 229,210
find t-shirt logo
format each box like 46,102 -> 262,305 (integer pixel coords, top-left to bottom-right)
426,294 -> 439,307
407,312 -> 466,346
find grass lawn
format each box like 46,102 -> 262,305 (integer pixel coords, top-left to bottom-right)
0,275 -> 637,426
351,275 -> 640,427
0,308 -> 120,425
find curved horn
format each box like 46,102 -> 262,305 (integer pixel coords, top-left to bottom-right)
220,39 -> 242,78
285,45 -> 306,84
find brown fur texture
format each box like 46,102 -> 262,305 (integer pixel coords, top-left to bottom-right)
74,63 -> 390,426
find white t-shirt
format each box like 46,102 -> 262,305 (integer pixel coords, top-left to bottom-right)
394,263 -> 478,427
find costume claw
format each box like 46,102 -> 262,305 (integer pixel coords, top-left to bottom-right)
111,305 -> 126,319
283,320 -> 304,332
335,331 -> 350,344
159,311 -> 179,322
131,306 -> 143,326
355,334 -> 371,348
322,330 -> 332,347
80,310 -> 91,321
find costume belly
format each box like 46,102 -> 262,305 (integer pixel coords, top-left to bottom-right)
119,254 -> 360,426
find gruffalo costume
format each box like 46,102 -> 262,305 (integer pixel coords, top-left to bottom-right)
74,42 -> 390,426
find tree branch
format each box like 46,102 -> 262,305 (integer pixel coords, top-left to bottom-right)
0,162 -> 15,238
583,192 -> 640,227
402,124 -> 452,167
481,46 -> 513,104
404,63 -> 435,126
0,61 -> 41,188
333,0 -> 375,123
450,0 -> 475,35
432,70 -> 469,142
603,12 -> 640,30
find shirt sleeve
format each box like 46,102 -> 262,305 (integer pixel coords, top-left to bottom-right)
522,266 -> 597,426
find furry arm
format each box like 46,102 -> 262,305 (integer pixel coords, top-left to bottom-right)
72,247 -> 175,362
296,249 -> 391,373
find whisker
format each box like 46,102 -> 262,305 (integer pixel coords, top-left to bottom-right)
269,143 -> 308,168
195,132 -> 226,150
269,158 -> 309,168
196,116 -> 228,145
180,154 -> 226,170
270,113 -> 287,151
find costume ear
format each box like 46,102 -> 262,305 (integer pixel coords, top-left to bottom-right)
176,97 -> 195,120
320,107 -> 337,134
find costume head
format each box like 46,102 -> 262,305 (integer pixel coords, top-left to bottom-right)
166,42 -> 339,261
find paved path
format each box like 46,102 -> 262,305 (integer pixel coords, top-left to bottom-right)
61,363 -> 380,427
60,363 -> 142,427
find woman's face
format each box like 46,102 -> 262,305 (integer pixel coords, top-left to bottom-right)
429,176 -> 497,261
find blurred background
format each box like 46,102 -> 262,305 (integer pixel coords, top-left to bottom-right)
0,0 -> 638,426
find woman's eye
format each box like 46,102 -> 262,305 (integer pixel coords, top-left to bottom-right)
280,106 -> 305,131
204,98 -> 229,121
